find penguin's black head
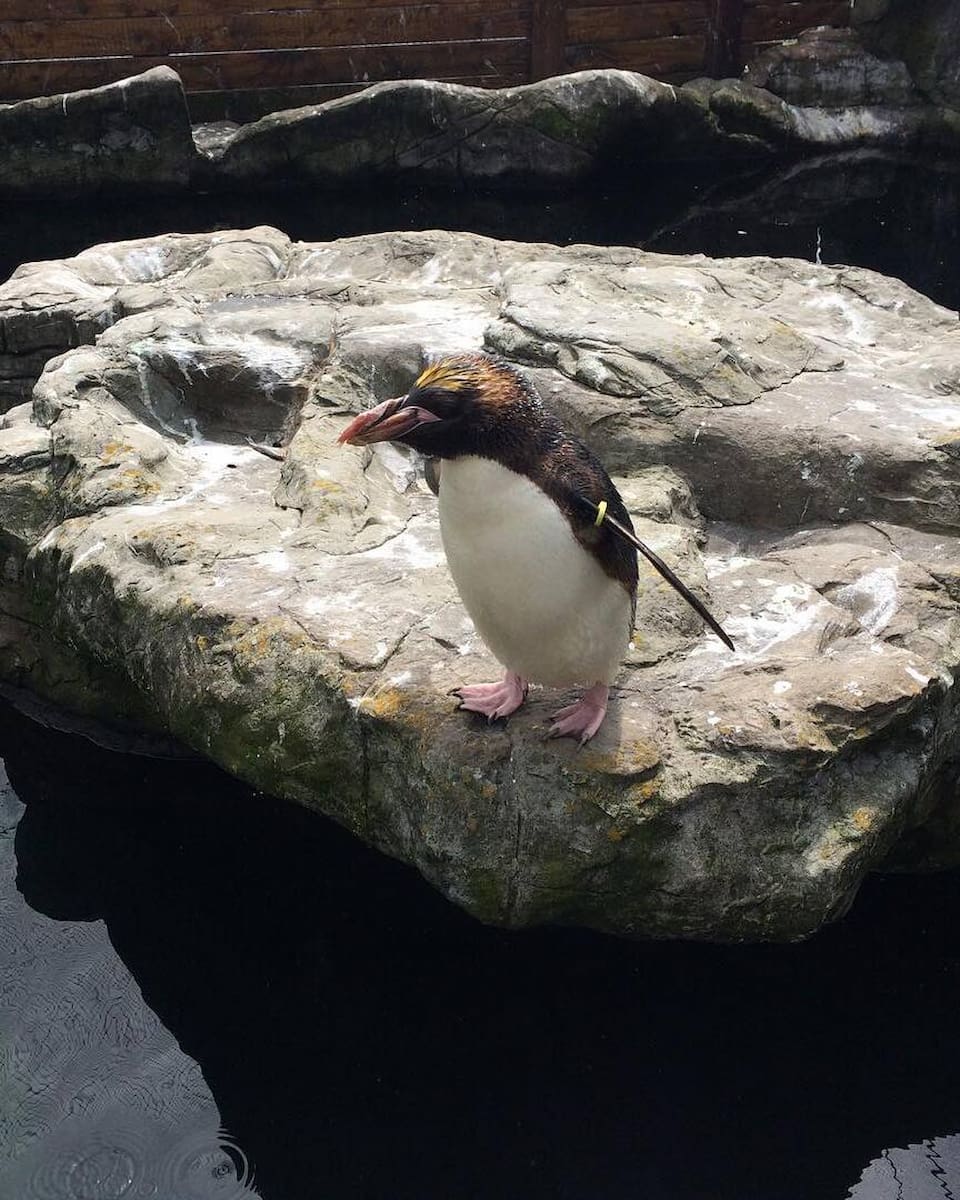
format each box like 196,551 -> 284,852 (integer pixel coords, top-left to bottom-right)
337,352 -> 543,458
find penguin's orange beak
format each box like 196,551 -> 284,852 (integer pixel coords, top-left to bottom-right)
338,396 -> 441,446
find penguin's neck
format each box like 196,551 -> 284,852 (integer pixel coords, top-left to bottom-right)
448,412 -> 560,481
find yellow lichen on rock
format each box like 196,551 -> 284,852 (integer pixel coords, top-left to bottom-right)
852,806 -> 875,832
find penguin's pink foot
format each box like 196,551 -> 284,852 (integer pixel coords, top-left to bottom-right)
453,671 -> 528,722
548,683 -> 609,745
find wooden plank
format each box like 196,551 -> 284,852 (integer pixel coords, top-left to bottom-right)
562,0 -> 700,8
0,40 -> 531,100
531,0 -> 566,79
742,0 -> 847,8
742,1 -> 849,41
177,40 -> 533,89
566,33 -> 705,75
2,0 -> 479,19
567,2 -> 706,43
0,5 -> 530,61
705,0 -> 743,76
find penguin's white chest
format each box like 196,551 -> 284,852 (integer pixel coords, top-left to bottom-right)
437,455 -> 633,686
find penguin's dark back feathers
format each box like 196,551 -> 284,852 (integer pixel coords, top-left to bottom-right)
524,428 -> 640,616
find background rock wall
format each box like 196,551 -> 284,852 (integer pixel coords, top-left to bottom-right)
852,0 -> 960,109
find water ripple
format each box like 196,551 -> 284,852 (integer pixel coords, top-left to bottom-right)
0,761 -> 257,1199
161,1131 -> 255,1199
7,1124 -> 256,1199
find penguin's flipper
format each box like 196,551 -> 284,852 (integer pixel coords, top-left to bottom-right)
575,494 -> 735,652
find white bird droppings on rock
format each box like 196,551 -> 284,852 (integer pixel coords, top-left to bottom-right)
696,583 -> 826,662
361,524 -> 446,570
69,540 -> 107,571
256,549 -> 292,574
833,565 -> 899,635
703,555 -> 755,578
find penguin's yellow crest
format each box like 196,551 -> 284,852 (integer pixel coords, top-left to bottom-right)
413,358 -> 482,393
411,353 -> 530,410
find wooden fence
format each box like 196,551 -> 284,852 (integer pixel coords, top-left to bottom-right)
0,0 -> 850,120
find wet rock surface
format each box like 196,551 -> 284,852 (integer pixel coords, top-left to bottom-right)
203,65 -> 960,188
744,26 -> 923,108
1,61 -> 958,200
853,0 -> 960,111
1,226 -> 959,940
0,67 -> 195,195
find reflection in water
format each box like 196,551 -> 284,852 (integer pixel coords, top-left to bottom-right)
0,756 -> 257,1199
850,1135 -> 960,1198
8,1127 -> 252,1200
644,151 -> 960,314
1,698 -> 960,1199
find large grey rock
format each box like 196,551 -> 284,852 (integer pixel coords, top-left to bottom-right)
1,227 -> 960,940
744,27 -> 922,107
0,67 -> 196,194
201,71 -> 729,190
203,68 -> 960,190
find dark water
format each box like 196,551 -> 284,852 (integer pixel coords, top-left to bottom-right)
2,700 -> 960,1199
0,151 -> 957,313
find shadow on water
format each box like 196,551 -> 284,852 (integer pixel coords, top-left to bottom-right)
1,151 -> 957,312
644,151 -> 960,314
2,700 -> 960,1199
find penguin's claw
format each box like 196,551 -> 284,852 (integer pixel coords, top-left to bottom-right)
453,672 -> 528,721
547,683 -> 609,745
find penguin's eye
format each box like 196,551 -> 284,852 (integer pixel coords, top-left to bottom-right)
406,387 -> 471,420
